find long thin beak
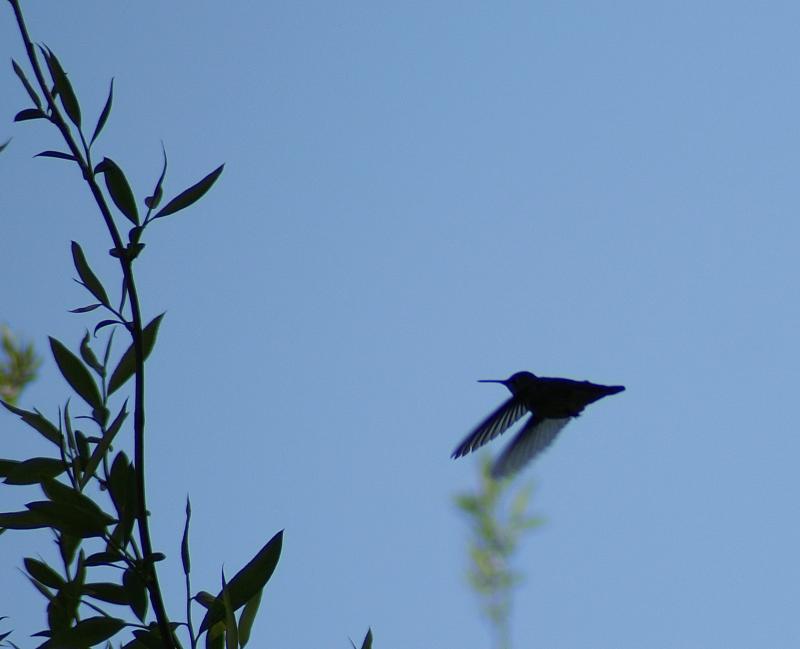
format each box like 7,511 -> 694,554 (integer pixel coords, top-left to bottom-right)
477,379 -> 505,384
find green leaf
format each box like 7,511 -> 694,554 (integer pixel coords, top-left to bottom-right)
24,557 -> 65,589
145,147 -> 167,210
58,532 -> 80,568
123,568 -> 148,622
0,401 -> 61,446
360,629 -> 373,649
107,314 -> 164,395
0,509 -> 49,530
205,621 -> 225,649
12,58 -> 42,109
71,241 -> 110,307
45,616 -> 125,649
26,499 -> 114,538
79,331 -> 104,376
35,150 -> 75,161
84,582 -> 130,605
80,401 -> 127,488
221,572 -> 238,649
181,497 -> 191,576
237,589 -> 262,648
49,337 -> 102,410
153,164 -> 224,219
97,158 -> 139,225
42,478 -> 113,527
199,530 -> 283,633
91,78 -> 114,145
41,47 -> 81,128
4,457 -> 65,485
84,551 -> 124,567
14,108 -> 46,122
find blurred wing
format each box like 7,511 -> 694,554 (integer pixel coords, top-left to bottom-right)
490,417 -> 571,479
451,397 -> 528,458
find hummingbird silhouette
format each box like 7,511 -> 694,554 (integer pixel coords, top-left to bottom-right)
452,371 -> 624,478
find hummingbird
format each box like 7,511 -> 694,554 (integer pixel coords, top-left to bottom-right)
452,371 -> 624,478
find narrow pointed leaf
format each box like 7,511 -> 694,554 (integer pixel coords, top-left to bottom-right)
84,582 -> 130,605
35,150 -> 75,161
42,478 -> 113,525
42,47 -> 81,127
69,304 -> 101,314
97,158 -> 139,225
107,314 -> 164,395
0,509 -> 49,530
145,146 -> 167,210
237,589 -> 262,647
71,241 -> 110,307
79,331 -> 104,375
26,500 -> 113,538
91,78 -> 114,145
360,628 -> 373,649
12,59 -> 42,109
123,568 -> 148,622
49,337 -> 102,410
199,530 -> 283,632
14,108 -> 46,122
46,616 -> 125,648
85,551 -> 124,566
153,164 -> 224,219
181,497 -> 191,576
0,139 -> 10,153
94,319 -> 122,336
222,572 -> 238,649
4,457 -> 65,485
24,558 -> 65,589
1,401 -> 62,446
80,402 -> 127,488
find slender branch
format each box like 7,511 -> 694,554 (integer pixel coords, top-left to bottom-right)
8,2 -> 179,646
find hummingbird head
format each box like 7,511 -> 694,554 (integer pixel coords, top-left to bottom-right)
478,371 -> 537,392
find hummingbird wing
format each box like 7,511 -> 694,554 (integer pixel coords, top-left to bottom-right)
490,416 -> 571,479
451,397 -> 528,459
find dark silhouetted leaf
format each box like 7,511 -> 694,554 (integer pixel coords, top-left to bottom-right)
58,532 -> 80,568
91,78 -> 114,145
0,509 -> 49,530
181,497 -> 191,576
360,628 -> 373,649
26,499 -> 113,538
35,150 -> 75,161
69,304 -> 101,314
0,401 -> 61,446
12,59 -> 41,109
237,589 -> 262,648
0,139 -> 10,153
14,108 -> 46,122
84,582 -> 130,605
24,558 -> 64,589
45,616 -> 125,648
79,332 -> 104,375
199,530 -> 283,632
145,146 -> 167,210
49,337 -> 102,410
84,551 -> 123,567
97,157 -> 139,225
71,241 -> 110,307
107,313 -> 164,395
41,47 -> 81,128
0,459 -> 19,477
222,572 -> 238,649
4,457 -> 65,485
42,478 -> 114,528
123,568 -> 148,622
94,319 -> 122,336
80,402 -> 127,489
153,164 -> 224,219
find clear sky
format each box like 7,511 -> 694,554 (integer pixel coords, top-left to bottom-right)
3,1 -> 800,647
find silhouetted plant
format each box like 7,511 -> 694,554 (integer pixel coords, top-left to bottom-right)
0,2 -> 285,647
455,457 -> 542,649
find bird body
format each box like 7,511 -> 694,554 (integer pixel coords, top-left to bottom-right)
452,371 -> 624,478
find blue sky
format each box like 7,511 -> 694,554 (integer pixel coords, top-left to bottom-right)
3,1 -> 800,647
